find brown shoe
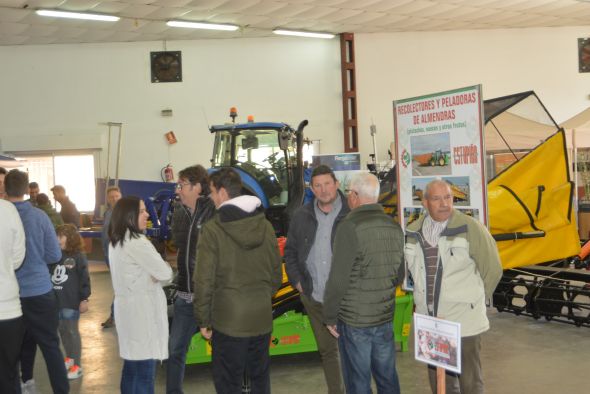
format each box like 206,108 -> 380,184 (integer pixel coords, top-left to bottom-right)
101,317 -> 115,328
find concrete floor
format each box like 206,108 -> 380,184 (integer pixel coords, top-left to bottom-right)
28,260 -> 589,394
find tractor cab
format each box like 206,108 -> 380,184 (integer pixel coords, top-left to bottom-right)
210,118 -> 308,236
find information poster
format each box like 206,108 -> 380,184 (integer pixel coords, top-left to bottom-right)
393,85 -> 487,229
311,153 -> 365,191
414,313 -> 461,374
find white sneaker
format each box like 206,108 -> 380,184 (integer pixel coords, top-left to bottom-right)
64,357 -> 74,369
21,379 -> 38,394
67,365 -> 83,380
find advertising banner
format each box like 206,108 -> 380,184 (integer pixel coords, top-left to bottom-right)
394,85 -> 487,229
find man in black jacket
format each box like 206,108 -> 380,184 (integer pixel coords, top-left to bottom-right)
51,185 -> 80,227
166,165 -> 215,394
284,165 -> 349,394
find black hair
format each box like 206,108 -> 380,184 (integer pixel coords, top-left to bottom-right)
311,164 -> 337,183
29,181 -> 39,189
209,168 -> 242,199
5,169 -> 29,197
0,167 -> 6,175
109,196 -> 143,247
178,165 -> 210,195
36,193 -> 50,206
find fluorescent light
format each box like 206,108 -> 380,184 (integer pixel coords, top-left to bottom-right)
273,29 -> 335,39
167,20 -> 239,31
36,9 -> 120,22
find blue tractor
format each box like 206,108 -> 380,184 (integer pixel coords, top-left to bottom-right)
209,116 -> 309,236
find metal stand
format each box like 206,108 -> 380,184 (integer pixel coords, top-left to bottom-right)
102,122 -> 123,211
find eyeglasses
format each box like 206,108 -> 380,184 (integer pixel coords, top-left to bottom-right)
345,189 -> 358,195
175,182 -> 191,190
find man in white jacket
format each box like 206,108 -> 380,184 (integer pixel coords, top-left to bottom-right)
0,199 -> 26,392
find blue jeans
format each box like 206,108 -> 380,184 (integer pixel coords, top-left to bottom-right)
58,309 -> 81,366
337,320 -> 401,394
121,359 -> 157,394
166,297 -> 198,394
59,308 -> 80,320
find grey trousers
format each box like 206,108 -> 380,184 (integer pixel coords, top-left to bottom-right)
59,318 -> 81,367
428,334 -> 483,394
300,294 -> 345,394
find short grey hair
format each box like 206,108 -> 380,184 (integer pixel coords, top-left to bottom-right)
349,172 -> 380,202
423,179 -> 451,200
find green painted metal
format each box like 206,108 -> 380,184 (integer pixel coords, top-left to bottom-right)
185,293 -> 414,365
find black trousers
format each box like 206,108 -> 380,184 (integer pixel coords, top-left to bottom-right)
0,316 -> 24,394
211,330 -> 271,394
19,291 -> 69,394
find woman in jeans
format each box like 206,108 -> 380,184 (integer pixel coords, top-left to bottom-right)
108,196 -> 172,394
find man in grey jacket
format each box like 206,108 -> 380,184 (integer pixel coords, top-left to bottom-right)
323,172 -> 404,394
284,165 -> 349,394
405,179 -> 502,394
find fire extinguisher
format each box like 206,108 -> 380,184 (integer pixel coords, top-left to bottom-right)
162,164 -> 174,183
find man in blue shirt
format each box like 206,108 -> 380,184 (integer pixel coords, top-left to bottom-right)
5,170 -> 69,394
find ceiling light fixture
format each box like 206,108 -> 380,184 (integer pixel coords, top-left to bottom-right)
272,29 -> 335,39
166,20 -> 239,31
36,9 -> 120,22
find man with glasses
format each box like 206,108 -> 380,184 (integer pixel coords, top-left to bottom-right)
166,165 -> 215,394
284,164 -> 349,394
323,172 -> 404,394
404,179 -> 502,394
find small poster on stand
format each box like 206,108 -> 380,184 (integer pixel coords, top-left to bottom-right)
414,313 -> 461,374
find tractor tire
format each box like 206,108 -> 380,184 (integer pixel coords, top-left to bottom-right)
430,159 -> 435,166
438,157 -> 445,166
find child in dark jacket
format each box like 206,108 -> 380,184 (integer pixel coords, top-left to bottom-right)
50,224 -> 91,380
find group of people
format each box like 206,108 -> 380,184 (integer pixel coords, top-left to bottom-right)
111,163 -> 501,394
108,165 -> 282,393
1,160 -> 502,394
0,168 -> 90,394
284,168 -> 502,394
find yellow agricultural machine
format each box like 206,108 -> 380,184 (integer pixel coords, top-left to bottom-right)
485,92 -> 589,326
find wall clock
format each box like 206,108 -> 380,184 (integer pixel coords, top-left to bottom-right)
151,51 -> 182,83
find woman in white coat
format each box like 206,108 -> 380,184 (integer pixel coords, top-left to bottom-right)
108,196 -> 172,394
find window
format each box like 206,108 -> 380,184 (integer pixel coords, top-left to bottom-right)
20,153 -> 96,212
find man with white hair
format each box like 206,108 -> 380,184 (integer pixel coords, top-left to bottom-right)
405,179 -> 502,394
323,172 -> 404,394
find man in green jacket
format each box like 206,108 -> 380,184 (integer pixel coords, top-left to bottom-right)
193,168 -> 282,394
323,172 -> 404,394
405,179 -> 502,394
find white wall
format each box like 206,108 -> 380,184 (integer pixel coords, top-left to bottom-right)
0,37 -> 343,181
355,27 -> 590,165
2,26 -> 590,180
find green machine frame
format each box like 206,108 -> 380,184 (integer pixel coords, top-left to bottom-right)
185,293 -> 413,365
